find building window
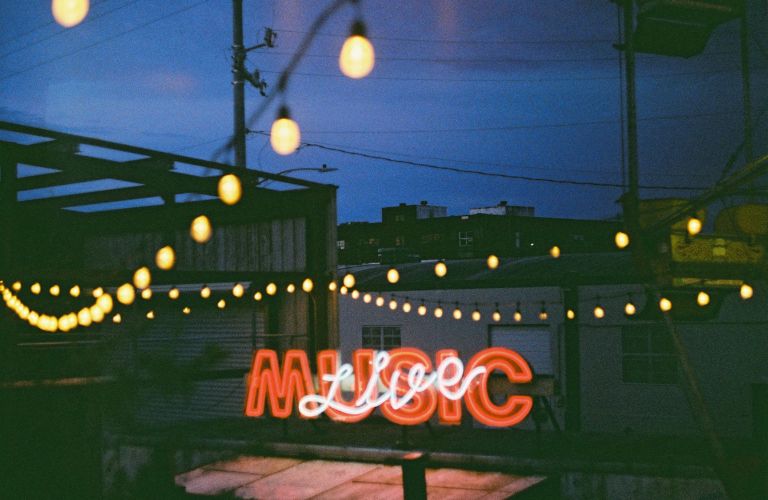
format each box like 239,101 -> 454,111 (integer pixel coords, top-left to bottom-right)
621,324 -> 677,384
362,326 -> 401,350
336,240 -> 346,250
458,231 -> 474,247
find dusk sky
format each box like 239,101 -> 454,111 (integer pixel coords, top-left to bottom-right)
1,0 -> 765,222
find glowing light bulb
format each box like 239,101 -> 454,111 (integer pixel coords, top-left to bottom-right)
155,246 -> 176,270
593,305 -> 605,319
96,293 -> 113,314
624,302 -> 636,316
49,284 -> 60,296
615,231 -> 630,249
351,289 -> 360,300
328,281 -> 337,292
28,311 -> 39,326
270,107 -> 301,155
514,310 -> 523,322
452,307 -> 462,320
375,296 -> 384,307
363,293 -> 372,303
687,217 -> 702,237
169,287 -> 180,300
339,21 -> 375,79
434,261 -> 447,278
417,304 -> 427,316
232,283 -> 245,298
31,282 -> 41,295
342,273 -> 356,289
340,286 -> 348,295
486,254 -> 499,270
217,299 -> 226,309
389,299 -> 398,310
266,282 -> 277,296
112,314 -> 122,324
183,307 -> 191,315
403,301 -> 412,313
740,283 -> 753,300
146,310 -> 155,320
117,283 -> 135,305
93,287 -> 104,298
190,215 -> 212,243
659,297 -> 672,312
217,173 -> 242,205
492,309 -> 501,322
286,283 -> 296,294
90,305 -> 104,323
696,291 -> 710,307
77,307 -> 92,327
302,278 -> 314,293
133,266 -> 151,289
69,285 -> 80,297
566,309 -> 575,320
200,286 -> 211,299
386,268 -> 400,284
538,308 -> 548,321
434,306 -> 444,318
472,309 -> 481,322
11,281 -> 21,291
141,288 -> 152,300
253,292 -> 263,301
550,246 -> 561,259
52,0 -> 89,28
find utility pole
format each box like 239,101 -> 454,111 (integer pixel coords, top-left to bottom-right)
739,4 -> 753,164
232,0 -> 246,168
622,0 -> 640,239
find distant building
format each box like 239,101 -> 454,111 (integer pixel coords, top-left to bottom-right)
338,201 -> 620,265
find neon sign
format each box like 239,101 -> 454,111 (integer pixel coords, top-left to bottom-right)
244,347 -> 534,427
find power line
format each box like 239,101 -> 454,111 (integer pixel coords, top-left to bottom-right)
0,0 -> 112,47
0,0 -> 211,83
248,131 -> 706,191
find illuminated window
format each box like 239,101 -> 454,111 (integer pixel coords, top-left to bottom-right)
336,240 -> 346,250
621,325 -> 677,384
458,231 -> 474,247
362,325 -> 401,350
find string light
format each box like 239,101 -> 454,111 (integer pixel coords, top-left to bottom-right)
434,303 -> 444,318
513,302 -> 522,322
615,231 -> 630,249
328,281 -> 338,292
593,304 -> 605,319
270,106 -> 301,155
155,246 -> 176,270
550,246 -> 561,259
351,289 -> 360,300
11,281 -> 21,291
93,287 -> 104,298
133,267 -> 151,289
302,278 -> 314,293
363,293 -> 372,303
386,268 -> 400,284
566,309 -> 575,320
266,283 -> 277,296
492,304 -> 501,322
342,273 -> 356,289
659,297 -> 672,312
452,304 -> 462,320
146,310 -> 155,320
141,288 -> 153,300
190,215 -> 213,244
31,283 -> 41,295
740,283 -> 753,300
168,287 -> 180,300
112,314 -> 122,324
117,283 -> 135,305
69,285 -> 80,297
96,294 -> 113,314
232,283 -> 245,298
77,308 -> 92,327
217,299 -> 226,309
52,0 -> 89,28
375,295 -> 385,307
402,299 -> 412,313
49,284 -> 60,297
696,291 -> 710,307
388,299 -> 398,310
472,305 -> 481,322
486,255 -> 499,270
339,20 -> 375,79
183,306 -> 191,315
340,286 -> 348,295
90,305 -> 104,323
417,302 -> 427,316
200,286 -> 211,299
538,303 -> 548,321
218,174 -> 242,205
253,291 -> 263,301
624,299 -> 637,317
434,261 -> 447,278
687,216 -> 702,237
286,283 -> 296,294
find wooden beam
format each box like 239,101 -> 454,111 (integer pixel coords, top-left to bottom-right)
18,185 -> 163,211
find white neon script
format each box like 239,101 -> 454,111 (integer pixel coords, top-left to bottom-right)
298,351 -> 487,417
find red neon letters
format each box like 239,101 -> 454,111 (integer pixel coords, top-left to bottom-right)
244,347 -> 534,427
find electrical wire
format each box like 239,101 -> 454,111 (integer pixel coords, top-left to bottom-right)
0,0 -> 112,46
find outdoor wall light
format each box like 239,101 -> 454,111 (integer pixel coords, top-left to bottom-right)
270,106 -> 301,155
339,20 -> 375,79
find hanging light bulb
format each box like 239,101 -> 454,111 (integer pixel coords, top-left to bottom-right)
146,310 -> 155,320
402,300 -> 412,313
434,304 -> 444,318
28,311 -> 39,327
232,283 -> 245,298
217,299 -> 226,309
266,282 -> 277,296
11,281 -> 21,291
566,309 -> 576,320
434,261 -> 447,278
69,285 -> 80,297
492,304 -> 501,323
342,273 -> 356,289
77,307 -> 92,327
340,286 -> 348,295
624,300 -> 637,317
200,285 -> 211,299
117,283 -> 135,305
388,299 -> 398,310
96,294 -> 113,314
218,174 -> 242,205
615,231 -> 630,249
659,297 -> 672,312
363,293 -> 372,303
339,20 -> 375,78
155,246 -> 176,270
52,0 -> 89,28
696,291 -> 710,307
112,313 -> 122,324
141,288 -> 153,300
417,302 -> 427,316
351,289 -> 360,300
740,283 -> 753,300
593,304 -> 605,319
270,106 -> 301,155
513,302 -> 522,322
253,291 -> 263,301
168,287 -> 180,300
550,246 -> 561,259
92,287 -> 104,298
452,304 -> 462,320
31,282 -> 41,295
687,216 -> 702,237
386,268 -> 400,284
302,278 -> 314,293
190,215 -> 213,244
375,295 -> 385,307
472,304 -> 481,322
133,267 -> 151,289
328,281 -> 338,292
538,303 -> 548,321
486,254 -> 499,270
182,306 -> 191,315
286,283 -> 296,294
49,284 -> 60,296
90,305 -> 105,323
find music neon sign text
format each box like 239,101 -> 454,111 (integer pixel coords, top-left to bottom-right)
244,347 -> 534,427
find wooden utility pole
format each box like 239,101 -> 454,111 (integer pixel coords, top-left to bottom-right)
232,0 -> 246,168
